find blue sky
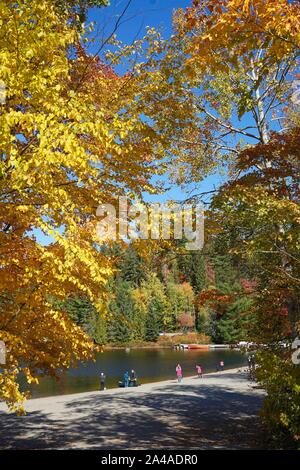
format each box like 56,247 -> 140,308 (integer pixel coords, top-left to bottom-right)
89,0 -> 191,43
87,0 -> 226,204
35,0 -> 225,245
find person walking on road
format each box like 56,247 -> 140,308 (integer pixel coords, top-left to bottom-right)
130,369 -> 137,386
99,372 -> 106,391
124,371 -> 130,387
196,364 -> 203,378
176,364 -> 182,383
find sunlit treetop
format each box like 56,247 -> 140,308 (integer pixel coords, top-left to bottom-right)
177,0 -> 300,71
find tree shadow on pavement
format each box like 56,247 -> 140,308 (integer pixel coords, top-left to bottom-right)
0,380 -> 267,450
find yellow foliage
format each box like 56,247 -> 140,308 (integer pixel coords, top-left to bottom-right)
0,0 -> 166,412
176,0 -> 300,73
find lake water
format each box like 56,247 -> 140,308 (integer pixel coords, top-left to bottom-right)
28,348 -> 247,398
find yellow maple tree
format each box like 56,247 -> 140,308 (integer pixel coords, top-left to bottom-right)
0,0 -> 166,412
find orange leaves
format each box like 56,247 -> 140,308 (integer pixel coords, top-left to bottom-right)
180,0 -> 300,74
196,288 -> 233,307
210,124 -> 300,343
230,128 -> 300,199
0,0 -> 173,412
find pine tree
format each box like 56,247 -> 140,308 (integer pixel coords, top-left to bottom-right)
63,296 -> 95,329
88,312 -> 107,345
145,299 -> 162,342
177,252 -> 208,292
118,245 -> 147,287
216,296 -> 254,343
107,279 -> 135,344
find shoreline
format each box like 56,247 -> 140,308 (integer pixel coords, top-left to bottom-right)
36,365 -> 247,402
98,342 -> 235,350
24,348 -> 247,401
1,366 -> 248,408
0,367 -> 266,450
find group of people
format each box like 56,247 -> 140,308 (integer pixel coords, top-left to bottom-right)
122,369 -> 138,387
175,363 -> 204,382
100,360 -> 227,390
99,369 -> 138,390
175,360 -> 225,383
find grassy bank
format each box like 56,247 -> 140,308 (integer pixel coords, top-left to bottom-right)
100,332 -> 211,350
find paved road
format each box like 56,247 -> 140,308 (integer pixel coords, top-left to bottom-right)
0,368 -> 266,449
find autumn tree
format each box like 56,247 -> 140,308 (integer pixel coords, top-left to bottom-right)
210,127 -> 300,443
161,0 -> 300,443
53,0 -> 109,23
147,0 -> 300,185
165,282 -> 195,331
133,273 -> 167,340
0,0 -> 172,412
178,313 -> 195,331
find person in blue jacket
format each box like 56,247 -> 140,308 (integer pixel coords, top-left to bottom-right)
124,371 -> 129,387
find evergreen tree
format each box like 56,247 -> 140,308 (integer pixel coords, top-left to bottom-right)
177,252 -> 208,292
118,245 -> 147,287
63,296 -> 95,330
198,282 -> 255,343
145,298 -> 162,342
216,296 -> 254,343
212,255 -> 239,286
88,312 -> 107,345
196,306 -> 210,333
51,245 -> 255,346
107,279 -> 135,344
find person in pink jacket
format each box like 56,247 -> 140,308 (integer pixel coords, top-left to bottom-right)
176,364 -> 182,383
196,364 -> 203,378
